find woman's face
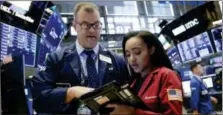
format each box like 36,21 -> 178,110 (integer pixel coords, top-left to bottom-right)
125,36 -> 152,76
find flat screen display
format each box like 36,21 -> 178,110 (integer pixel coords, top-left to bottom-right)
167,46 -> 182,67
0,22 -> 37,67
177,32 -> 214,62
177,67 -> 192,81
202,77 -> 214,88
182,81 -> 191,97
37,6 -> 67,67
211,26 -> 222,52
36,39 -> 51,67
0,1 -> 55,67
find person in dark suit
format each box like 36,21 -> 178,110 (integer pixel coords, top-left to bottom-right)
31,2 -> 130,114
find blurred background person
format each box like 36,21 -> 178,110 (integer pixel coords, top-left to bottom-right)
190,62 -> 218,115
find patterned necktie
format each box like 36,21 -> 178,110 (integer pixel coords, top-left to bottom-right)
83,50 -> 99,88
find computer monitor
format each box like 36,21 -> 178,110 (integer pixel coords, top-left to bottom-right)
0,22 -> 37,67
177,67 -> 192,81
202,77 -> 214,88
177,32 -> 214,62
36,39 -> 51,67
182,80 -> 191,97
211,26 -> 222,52
1,55 -> 30,114
37,6 -> 67,67
0,1 -> 53,67
40,7 -> 67,51
167,46 -> 182,67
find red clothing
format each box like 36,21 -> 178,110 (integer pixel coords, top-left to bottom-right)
131,67 -> 183,115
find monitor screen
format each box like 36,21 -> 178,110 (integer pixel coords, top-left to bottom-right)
202,77 -> 214,88
0,1 -> 50,33
177,32 -> 214,62
36,39 -> 51,67
40,7 -> 67,50
211,26 -> 222,52
37,6 -> 67,67
182,81 -> 191,97
167,46 -> 182,67
177,67 -> 193,81
0,22 -> 37,67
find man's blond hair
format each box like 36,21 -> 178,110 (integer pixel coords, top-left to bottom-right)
74,2 -> 99,17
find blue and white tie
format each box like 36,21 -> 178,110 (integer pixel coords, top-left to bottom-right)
84,50 -> 99,88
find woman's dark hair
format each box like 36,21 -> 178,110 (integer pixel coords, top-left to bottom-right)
122,30 -> 173,77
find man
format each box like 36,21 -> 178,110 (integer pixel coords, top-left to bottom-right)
190,62 -> 218,114
31,2 -> 130,114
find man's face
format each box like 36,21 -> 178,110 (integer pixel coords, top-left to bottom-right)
194,64 -> 204,76
74,8 -> 101,49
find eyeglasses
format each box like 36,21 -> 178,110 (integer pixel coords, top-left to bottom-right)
76,21 -> 102,30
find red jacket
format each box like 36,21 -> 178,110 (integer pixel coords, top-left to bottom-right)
131,67 -> 183,114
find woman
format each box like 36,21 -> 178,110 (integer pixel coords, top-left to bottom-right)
107,31 -> 183,114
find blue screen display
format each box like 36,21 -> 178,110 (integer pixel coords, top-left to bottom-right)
177,67 -> 192,81
37,7 -> 67,67
177,32 -> 214,62
167,46 -> 181,67
211,26 -> 222,53
0,22 -> 37,67
36,39 -> 51,68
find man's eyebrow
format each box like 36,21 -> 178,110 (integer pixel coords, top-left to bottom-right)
80,20 -> 100,24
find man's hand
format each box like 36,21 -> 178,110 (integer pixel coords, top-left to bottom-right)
2,56 -> 13,65
192,110 -> 199,115
210,96 -> 218,104
65,86 -> 94,103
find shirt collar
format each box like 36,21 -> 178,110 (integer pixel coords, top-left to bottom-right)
75,39 -> 99,56
193,74 -> 202,81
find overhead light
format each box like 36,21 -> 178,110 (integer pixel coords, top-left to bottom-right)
169,4 -> 174,16
108,41 -> 116,44
155,25 -> 161,33
105,1 -> 138,16
163,42 -> 171,50
8,1 -> 31,11
70,26 -> 77,36
212,20 -> 222,25
148,18 -> 158,23
108,44 -> 115,47
62,17 -> 68,24
158,34 -> 167,44
60,12 -> 73,15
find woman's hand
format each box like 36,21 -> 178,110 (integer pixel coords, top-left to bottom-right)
106,104 -> 135,115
